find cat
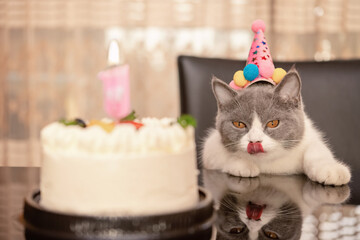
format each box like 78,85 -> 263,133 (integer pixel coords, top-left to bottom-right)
202,67 -> 351,186
202,169 -> 350,240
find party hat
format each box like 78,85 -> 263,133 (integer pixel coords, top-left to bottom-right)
229,19 -> 287,90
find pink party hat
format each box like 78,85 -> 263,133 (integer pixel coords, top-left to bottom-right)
229,19 -> 287,90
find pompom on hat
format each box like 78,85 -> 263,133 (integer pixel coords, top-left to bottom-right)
229,19 -> 287,89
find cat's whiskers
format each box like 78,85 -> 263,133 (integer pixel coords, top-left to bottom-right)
278,140 -> 301,142
204,148 -> 235,158
277,209 -> 300,214
278,213 -> 302,219
237,208 -> 246,215
277,208 -> 302,217
223,142 -> 240,148
220,197 -> 240,212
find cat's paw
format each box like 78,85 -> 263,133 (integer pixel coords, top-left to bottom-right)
305,162 -> 351,186
222,160 -> 260,178
303,181 -> 350,204
226,176 -> 260,193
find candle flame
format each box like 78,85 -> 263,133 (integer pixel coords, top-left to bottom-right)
107,40 -> 120,66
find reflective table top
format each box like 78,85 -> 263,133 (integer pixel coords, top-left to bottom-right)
1,167 -> 360,240
202,169 -> 358,240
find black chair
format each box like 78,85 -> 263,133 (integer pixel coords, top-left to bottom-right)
178,55 -> 360,201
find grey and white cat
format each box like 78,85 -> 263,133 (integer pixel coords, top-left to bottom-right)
203,169 -> 350,240
202,67 -> 351,185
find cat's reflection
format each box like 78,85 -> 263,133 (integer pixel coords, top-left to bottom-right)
203,170 -> 350,240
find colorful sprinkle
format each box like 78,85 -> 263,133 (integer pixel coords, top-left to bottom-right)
88,120 -> 115,133
118,120 -> 143,130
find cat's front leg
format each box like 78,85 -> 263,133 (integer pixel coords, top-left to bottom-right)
222,157 -> 260,178
202,129 -> 229,170
225,175 -> 260,192
303,141 -> 351,186
203,129 -> 260,177
302,180 -> 350,205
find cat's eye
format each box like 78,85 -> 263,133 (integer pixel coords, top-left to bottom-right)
264,231 -> 279,239
266,120 -> 279,128
229,226 -> 244,234
233,121 -> 246,129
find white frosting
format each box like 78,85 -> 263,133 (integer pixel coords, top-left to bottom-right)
41,118 -> 195,155
40,118 -> 199,216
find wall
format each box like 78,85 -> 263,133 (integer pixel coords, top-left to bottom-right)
0,0 -> 359,166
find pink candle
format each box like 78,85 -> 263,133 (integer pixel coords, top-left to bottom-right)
98,40 -> 131,119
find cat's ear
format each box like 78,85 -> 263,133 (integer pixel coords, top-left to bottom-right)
288,64 -> 297,73
274,68 -> 301,101
212,76 -> 237,107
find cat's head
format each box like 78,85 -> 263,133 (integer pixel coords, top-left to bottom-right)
216,188 -> 303,240
212,67 -> 305,156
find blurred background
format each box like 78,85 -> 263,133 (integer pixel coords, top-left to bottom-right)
0,0 -> 360,166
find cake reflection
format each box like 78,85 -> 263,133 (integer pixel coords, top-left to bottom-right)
203,170 -> 350,240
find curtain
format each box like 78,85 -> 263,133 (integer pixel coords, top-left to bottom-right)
1,0 -> 359,166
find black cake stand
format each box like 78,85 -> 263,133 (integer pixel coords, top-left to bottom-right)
23,187 -> 214,240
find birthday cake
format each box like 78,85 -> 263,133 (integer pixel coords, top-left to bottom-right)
40,114 -> 199,216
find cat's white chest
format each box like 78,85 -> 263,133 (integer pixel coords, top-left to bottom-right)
252,145 -> 305,174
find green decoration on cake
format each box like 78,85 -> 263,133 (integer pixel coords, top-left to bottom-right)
59,118 -> 86,128
120,110 -> 137,121
177,114 -> 197,128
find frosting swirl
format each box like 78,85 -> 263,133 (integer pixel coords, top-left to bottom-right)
41,118 -> 195,155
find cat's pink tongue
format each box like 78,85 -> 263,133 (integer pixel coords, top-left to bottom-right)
246,202 -> 265,221
247,142 -> 264,154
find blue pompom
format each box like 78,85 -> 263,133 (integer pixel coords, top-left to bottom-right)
243,64 -> 259,81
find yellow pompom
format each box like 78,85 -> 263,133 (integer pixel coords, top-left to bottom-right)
272,68 -> 287,84
233,70 -> 247,87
